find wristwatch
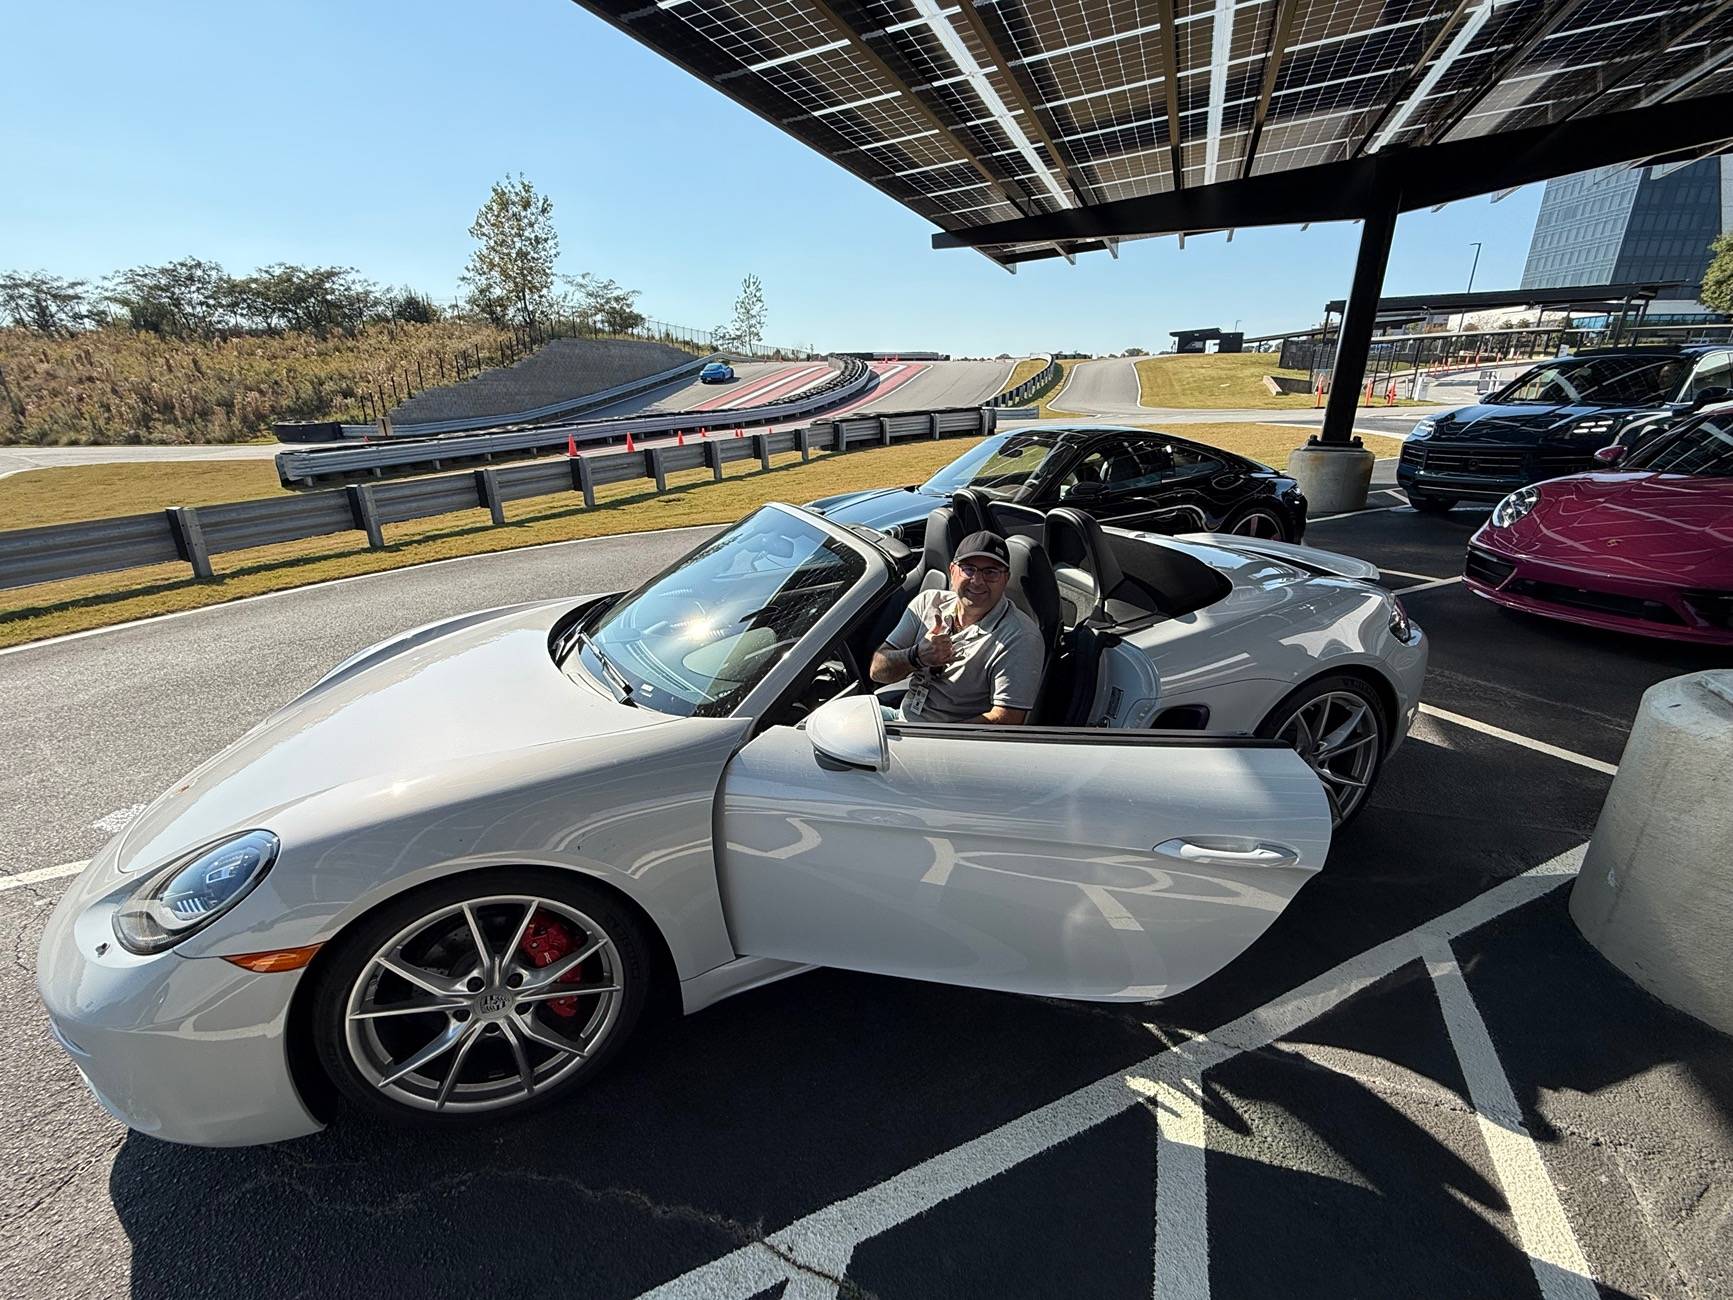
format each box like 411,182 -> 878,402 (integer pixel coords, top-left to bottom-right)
906,644 -> 922,671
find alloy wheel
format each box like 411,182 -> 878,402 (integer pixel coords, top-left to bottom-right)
1273,690 -> 1382,826
1230,509 -> 1286,540
342,895 -> 624,1114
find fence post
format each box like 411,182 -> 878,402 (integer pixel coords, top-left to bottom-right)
474,469 -> 506,526
570,454 -> 596,507
929,411 -> 942,439
647,447 -> 667,494
704,439 -> 725,481
797,427 -> 813,462
750,433 -> 771,471
878,415 -> 893,447
346,484 -> 385,549
166,506 -> 213,580
832,423 -> 847,453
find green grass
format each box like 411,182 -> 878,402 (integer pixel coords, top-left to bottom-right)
1136,354 -> 1320,408
0,420 -> 1402,649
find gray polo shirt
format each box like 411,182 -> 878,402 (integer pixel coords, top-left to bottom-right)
884,588 -> 1045,723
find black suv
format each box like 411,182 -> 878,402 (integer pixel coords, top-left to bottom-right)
1396,345 -> 1733,512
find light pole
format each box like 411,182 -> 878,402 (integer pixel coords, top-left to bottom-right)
1466,242 -> 1483,294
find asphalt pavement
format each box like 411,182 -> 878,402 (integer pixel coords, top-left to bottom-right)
2,478 -> 1729,1298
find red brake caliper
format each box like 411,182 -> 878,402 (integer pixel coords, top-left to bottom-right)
517,910 -> 583,1018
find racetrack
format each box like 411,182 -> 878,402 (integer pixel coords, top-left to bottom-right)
582,361 -> 834,419
848,359 -> 1016,413
1049,356 -> 1142,416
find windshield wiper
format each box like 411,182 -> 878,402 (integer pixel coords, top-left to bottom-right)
575,633 -> 637,706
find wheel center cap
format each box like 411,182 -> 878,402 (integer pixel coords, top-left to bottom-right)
477,990 -> 510,1017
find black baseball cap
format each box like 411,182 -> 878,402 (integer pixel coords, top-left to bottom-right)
952,530 -> 1011,568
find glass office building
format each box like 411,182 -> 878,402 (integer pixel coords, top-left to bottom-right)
1522,158 -> 1731,298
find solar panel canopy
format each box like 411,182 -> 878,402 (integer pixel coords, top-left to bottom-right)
574,0 -> 1733,266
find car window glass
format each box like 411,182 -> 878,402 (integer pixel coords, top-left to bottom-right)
1495,356 -> 1691,406
574,509 -> 868,717
1063,443 -> 1168,495
920,432 -> 1061,497
1685,355 -> 1733,396
1631,416 -> 1733,476
1165,445 -> 1224,477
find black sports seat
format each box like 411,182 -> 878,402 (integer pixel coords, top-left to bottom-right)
949,488 -> 992,536
919,505 -> 963,591
1045,508 -> 1125,624
1003,535 -> 1062,713
1046,508 -> 1229,624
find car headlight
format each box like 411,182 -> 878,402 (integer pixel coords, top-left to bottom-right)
1410,418 -> 1436,440
1572,416 -> 1617,439
1389,595 -> 1414,642
1491,485 -> 1540,528
112,830 -> 279,954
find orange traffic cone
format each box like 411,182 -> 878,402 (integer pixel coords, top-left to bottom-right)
1385,383 -> 1397,406
566,433 -> 578,457
677,430 -> 685,446
625,430 -> 636,453
735,427 -> 743,438
1313,381 -> 1323,409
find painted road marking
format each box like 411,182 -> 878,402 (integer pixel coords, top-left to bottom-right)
0,860 -> 89,893
1418,704 -> 1618,776
1308,504 -> 1408,523
91,803 -> 145,834
1150,1059 -> 1210,1300
636,844 -> 1588,1298
1422,935 -> 1598,1300
1381,567 -> 1451,582
1395,575 -> 1464,594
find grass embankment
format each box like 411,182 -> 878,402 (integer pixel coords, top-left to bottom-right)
1001,356 -> 1050,393
0,321 -> 516,447
0,421 -> 1377,648
1033,361 -> 1076,416
1135,353 -> 1428,409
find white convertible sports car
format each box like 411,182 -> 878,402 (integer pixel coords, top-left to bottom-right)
38,495 -> 1425,1145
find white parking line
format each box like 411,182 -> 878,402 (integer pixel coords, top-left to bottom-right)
1395,575 -> 1464,594
1418,705 -> 1618,776
1379,568 -> 1448,583
1421,936 -> 1598,1300
1308,504 -> 1408,523
0,860 -> 88,893
1150,1061 -> 1210,1300
635,844 -> 1588,1298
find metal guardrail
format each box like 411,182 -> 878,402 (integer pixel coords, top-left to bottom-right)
0,405 -> 997,593
989,356 -> 1060,407
282,356 -> 874,488
339,352 -> 732,439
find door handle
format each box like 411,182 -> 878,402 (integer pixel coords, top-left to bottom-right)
1152,838 -> 1301,869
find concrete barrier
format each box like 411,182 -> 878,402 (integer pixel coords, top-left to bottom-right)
1286,439 -> 1375,514
1570,671 -> 1733,1035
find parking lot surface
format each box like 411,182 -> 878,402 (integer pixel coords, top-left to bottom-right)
1,474 -> 1728,1299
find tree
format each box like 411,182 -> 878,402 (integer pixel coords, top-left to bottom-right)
1122,346 -> 1148,356
726,273 -> 766,355
564,273 -> 644,334
460,174 -> 559,328
0,271 -> 91,334
229,264 -> 381,336
105,257 -> 231,337
1701,233 -> 1733,316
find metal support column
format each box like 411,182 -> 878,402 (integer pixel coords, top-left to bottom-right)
1320,181 -> 1402,445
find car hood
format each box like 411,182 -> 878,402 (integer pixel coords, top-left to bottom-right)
112,600 -> 662,874
1425,402 -> 1651,445
807,485 -> 939,532
1484,473 -> 1733,585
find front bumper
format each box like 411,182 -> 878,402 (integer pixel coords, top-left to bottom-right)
1387,624 -> 1428,755
36,846 -> 323,1147
1397,443 -> 1593,501
1463,536 -> 1733,647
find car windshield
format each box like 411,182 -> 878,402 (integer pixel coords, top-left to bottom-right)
563,508 -> 868,717
1494,356 -> 1690,407
1629,414 -> 1733,476
920,431 -> 1064,498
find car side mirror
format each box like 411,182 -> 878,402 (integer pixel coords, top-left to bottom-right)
805,694 -> 887,771
1061,481 -> 1105,503
1593,444 -> 1628,465
1691,385 -> 1732,410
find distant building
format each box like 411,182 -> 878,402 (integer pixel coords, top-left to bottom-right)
1522,159 -> 1732,321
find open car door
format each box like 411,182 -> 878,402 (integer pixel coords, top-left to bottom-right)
716,697 -> 1332,1001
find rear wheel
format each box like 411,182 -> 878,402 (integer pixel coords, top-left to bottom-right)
311,869 -> 651,1128
1256,675 -> 1388,828
1224,503 -> 1295,542
1408,492 -> 1454,515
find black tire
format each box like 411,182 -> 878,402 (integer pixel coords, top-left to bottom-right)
1408,492 -> 1454,515
310,868 -> 652,1129
1255,673 -> 1390,828
1222,501 -> 1297,542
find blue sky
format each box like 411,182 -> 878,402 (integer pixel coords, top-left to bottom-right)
3,0 -> 1545,355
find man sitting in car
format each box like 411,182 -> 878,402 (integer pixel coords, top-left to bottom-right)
870,530 -> 1044,725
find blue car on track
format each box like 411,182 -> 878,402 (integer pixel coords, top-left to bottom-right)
700,361 -> 735,384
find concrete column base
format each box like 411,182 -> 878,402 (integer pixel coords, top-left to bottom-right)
1286,439 -> 1376,515
1570,671 -> 1733,1035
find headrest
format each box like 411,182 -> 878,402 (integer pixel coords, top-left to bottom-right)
1044,509 -> 1124,607
949,488 -> 992,536
922,506 -> 960,578
1005,535 -> 1061,649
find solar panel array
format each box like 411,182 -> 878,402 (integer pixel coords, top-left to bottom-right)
577,0 -> 1733,263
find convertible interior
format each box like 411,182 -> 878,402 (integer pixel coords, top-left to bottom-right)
782,488 -> 1232,728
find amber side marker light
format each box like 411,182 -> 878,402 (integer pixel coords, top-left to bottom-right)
222,944 -> 323,973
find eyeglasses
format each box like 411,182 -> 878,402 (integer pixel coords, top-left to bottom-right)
953,562 -> 1008,581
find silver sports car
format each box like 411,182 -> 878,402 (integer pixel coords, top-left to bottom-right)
38,499 -> 1425,1146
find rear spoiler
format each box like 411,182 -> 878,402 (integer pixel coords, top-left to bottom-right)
1176,533 -> 1381,582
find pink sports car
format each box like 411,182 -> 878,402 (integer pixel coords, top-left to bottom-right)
1463,406 -> 1733,645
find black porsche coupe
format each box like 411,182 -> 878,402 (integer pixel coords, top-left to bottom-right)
806,423 -> 1307,545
